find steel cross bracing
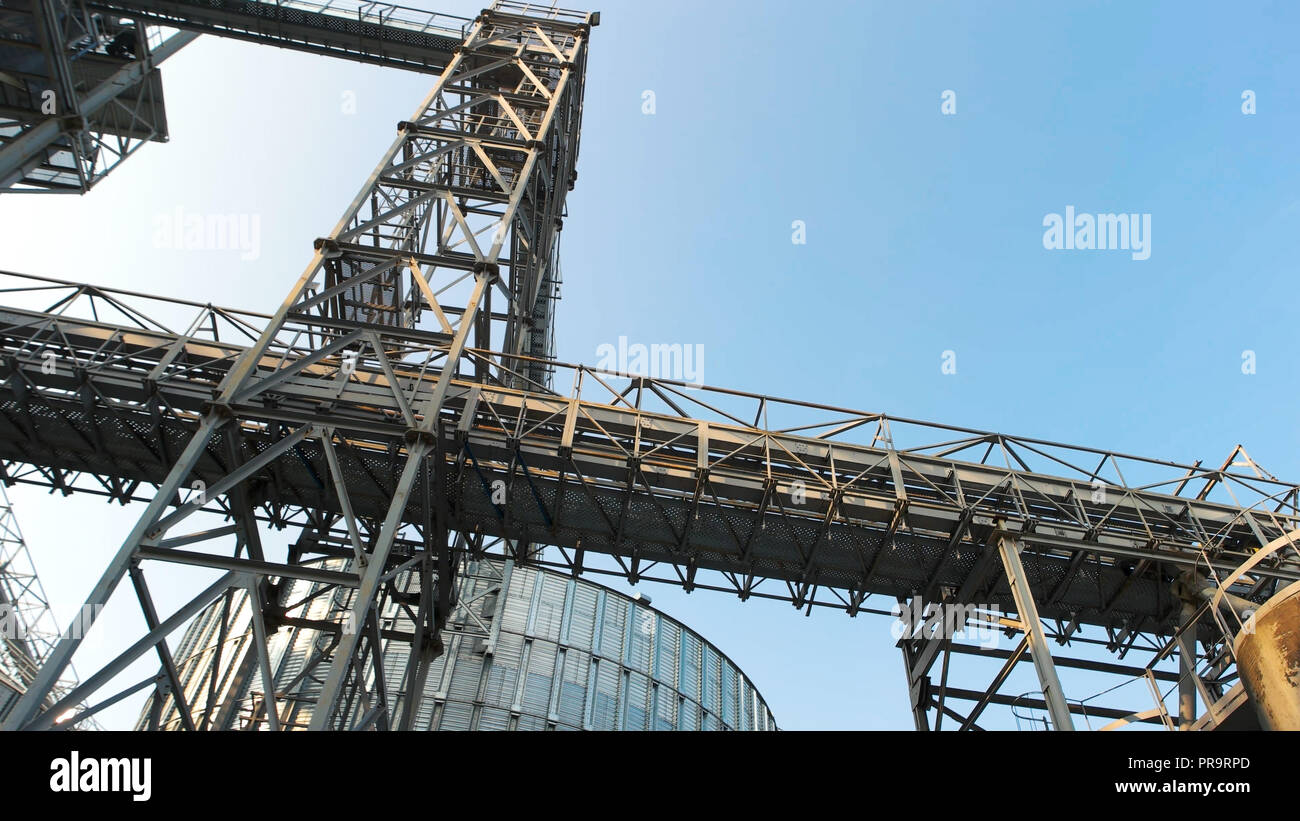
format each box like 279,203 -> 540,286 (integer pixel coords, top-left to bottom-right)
82,0 -> 472,73
0,0 -> 196,192
0,482 -> 90,721
0,484 -> 56,691
0,0 -> 514,194
2,1 -> 1297,730
140,554 -> 512,730
0,261 -> 1297,728
0,0 -> 597,730
2,277 -> 1296,614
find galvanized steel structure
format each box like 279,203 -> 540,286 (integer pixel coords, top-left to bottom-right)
0,0 -> 195,192
0,0 -> 1297,731
143,556 -> 778,730
0,0 -> 475,193
0,482 -> 88,723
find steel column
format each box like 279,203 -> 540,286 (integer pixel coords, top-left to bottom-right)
995,532 -> 1074,731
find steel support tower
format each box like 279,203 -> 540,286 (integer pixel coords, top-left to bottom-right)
0,2 -> 1297,731
0,482 -> 91,723
3,0 -> 594,730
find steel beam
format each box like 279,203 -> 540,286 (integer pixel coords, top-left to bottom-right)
996,532 -> 1074,731
0,412 -> 224,729
0,29 -> 197,191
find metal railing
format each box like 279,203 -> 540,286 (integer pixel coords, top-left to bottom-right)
280,0 -> 470,38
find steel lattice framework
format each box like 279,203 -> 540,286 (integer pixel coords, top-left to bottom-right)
2,0 -> 601,730
0,482 -> 89,719
0,2 -> 1296,731
0,264 -> 1296,728
0,0 -> 478,193
82,0 -> 471,72
0,0 -> 196,193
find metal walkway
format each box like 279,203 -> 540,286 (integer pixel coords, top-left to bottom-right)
0,273 -> 1295,635
1,1 -> 1293,731
85,0 -> 468,72
0,0 -> 469,193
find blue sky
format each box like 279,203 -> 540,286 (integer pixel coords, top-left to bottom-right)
1,0 -> 1298,730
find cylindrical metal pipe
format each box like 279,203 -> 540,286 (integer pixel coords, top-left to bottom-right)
1181,579 -> 1259,622
1232,580 -> 1300,731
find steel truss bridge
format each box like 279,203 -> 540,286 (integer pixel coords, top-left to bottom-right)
1,0 -> 1297,732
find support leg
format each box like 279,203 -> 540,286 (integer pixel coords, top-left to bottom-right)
996,533 -> 1074,731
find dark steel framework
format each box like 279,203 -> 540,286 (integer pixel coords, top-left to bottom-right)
83,0 -> 471,72
2,0 -> 600,730
0,0 -> 474,193
0,1 -> 1296,731
0,0 -> 195,192
0,266 -> 1295,729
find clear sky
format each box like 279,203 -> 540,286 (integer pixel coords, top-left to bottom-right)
1,0 -> 1297,730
